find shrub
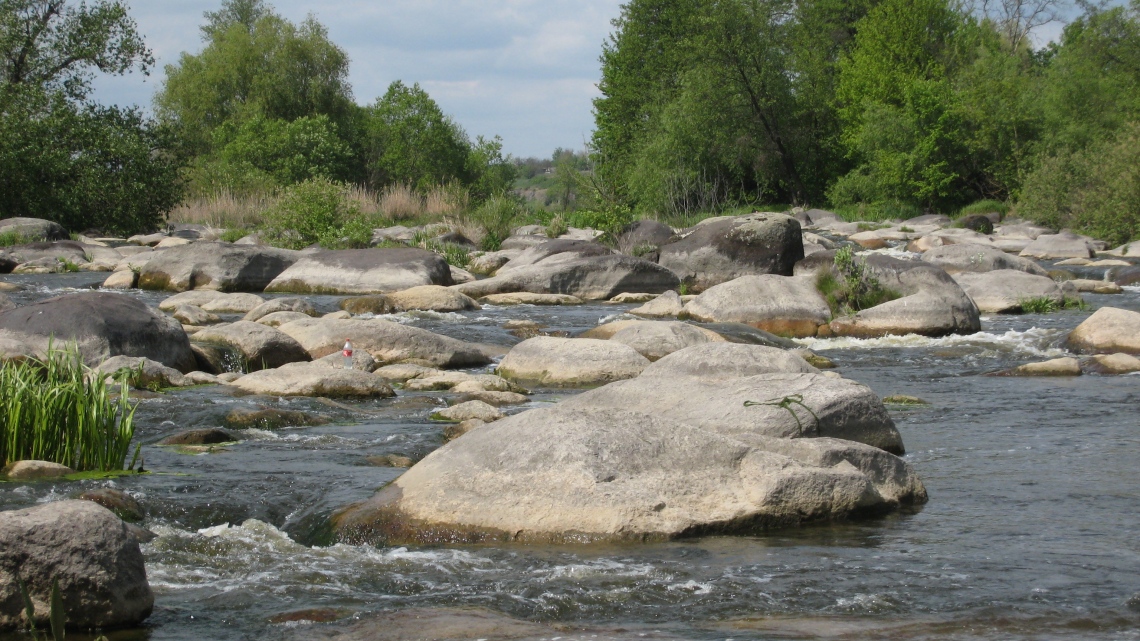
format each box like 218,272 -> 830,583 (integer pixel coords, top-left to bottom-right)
1017,122 -> 1140,246
816,246 -> 900,317
0,347 -> 138,473
261,178 -> 373,250
545,214 -> 569,238
958,199 -> 1009,219
1017,296 -> 1087,314
470,196 -> 524,251
568,203 -> 635,239
0,231 -> 30,247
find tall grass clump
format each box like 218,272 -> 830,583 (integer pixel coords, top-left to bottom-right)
815,246 -> 900,317
1,347 -> 138,473
167,189 -> 275,229
379,183 -> 424,220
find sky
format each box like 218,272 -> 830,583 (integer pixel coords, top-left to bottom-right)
91,0 -> 626,159
91,1 -> 1099,160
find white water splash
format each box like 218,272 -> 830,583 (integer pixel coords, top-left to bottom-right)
795,328 -> 1068,358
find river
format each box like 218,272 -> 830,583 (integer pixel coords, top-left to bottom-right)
1,269 -> 1138,640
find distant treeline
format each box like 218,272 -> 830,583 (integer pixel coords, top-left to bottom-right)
592,0 -> 1140,244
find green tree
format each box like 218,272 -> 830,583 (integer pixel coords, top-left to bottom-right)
465,135 -> 517,203
155,1 -> 354,156
0,0 -> 152,100
0,89 -> 181,234
0,0 -> 178,234
364,80 -> 470,191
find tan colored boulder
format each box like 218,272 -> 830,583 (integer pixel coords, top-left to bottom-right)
479,292 -> 583,306
683,275 -> 830,338
385,285 -> 480,312
192,321 -> 311,371
278,317 -> 491,368
609,321 -> 724,361
497,336 -> 649,387
1067,307 -> 1140,354
172,304 -> 219,325
231,363 -> 395,398
1083,352 -> 1140,375
432,400 -> 504,422
1,460 -> 75,480
952,270 -> 1066,313
101,270 -> 138,289
629,290 -> 684,317
997,357 -> 1082,376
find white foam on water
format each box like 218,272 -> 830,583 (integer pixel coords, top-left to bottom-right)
537,559 -> 664,581
795,328 -> 1068,358
667,580 -> 714,595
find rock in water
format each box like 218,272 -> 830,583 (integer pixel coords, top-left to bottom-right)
496,336 -> 650,387
0,292 -> 196,372
138,242 -> 301,292
658,213 -> 804,292
332,407 -> 926,545
1066,307 -> 1140,355
609,321 -> 724,361
277,317 -> 490,368
1018,231 -> 1095,260
230,364 -> 396,398
0,217 -> 67,242
0,500 -> 153,630
454,252 -> 679,301
683,275 -> 831,338
192,321 -> 312,371
265,248 -> 452,294
952,270 -> 1067,313
921,244 -> 1047,275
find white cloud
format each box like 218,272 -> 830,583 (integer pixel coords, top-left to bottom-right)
91,0 -> 622,157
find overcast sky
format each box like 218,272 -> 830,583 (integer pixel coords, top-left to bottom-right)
92,1 -> 1089,160
92,0 -> 625,159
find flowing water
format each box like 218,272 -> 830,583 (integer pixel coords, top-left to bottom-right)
2,271 -> 1139,640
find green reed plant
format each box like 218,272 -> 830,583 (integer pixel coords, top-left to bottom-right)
0,346 -> 138,472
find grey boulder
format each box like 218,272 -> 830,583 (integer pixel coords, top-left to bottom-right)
0,500 -> 153,630
191,321 -> 311,371
277,317 -> 491,368
659,212 -> 804,292
953,270 -> 1068,313
608,321 -> 724,361
1019,231 -> 1095,260
921,244 -> 1048,276
1067,307 -> 1140,355
683,275 -> 831,338
138,242 -> 301,292
266,248 -> 452,294
497,336 -> 650,387
332,406 -> 924,545
231,363 -> 395,398
0,292 -> 196,372
0,217 -> 67,242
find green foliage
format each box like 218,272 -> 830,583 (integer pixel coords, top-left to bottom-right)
959,199 -> 1009,218
0,231 -> 29,246
833,201 -> 923,222
49,578 -> 65,640
219,228 -> 247,243
1016,295 -> 1087,314
568,202 -> 634,239
817,246 -> 900,317
365,81 -> 471,192
261,178 -> 373,250
0,0 -> 152,102
465,135 -> 517,204
407,231 -> 471,269
155,3 -> 354,155
470,196 -> 524,251
0,346 -> 138,473
1017,120 -> 1140,246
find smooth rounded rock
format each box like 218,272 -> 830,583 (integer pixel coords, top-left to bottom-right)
432,400 -> 505,423
1067,307 -> 1140,355
0,500 -> 153,630
138,242 -> 300,292
497,336 -> 650,387
192,321 -> 311,371
231,364 -> 396,398
277,318 -> 491,368
659,213 -> 804,292
609,321 -> 724,361
1,460 -> 74,481
953,270 -> 1066,314
266,248 -> 452,294
683,275 -> 831,338
921,244 -> 1048,275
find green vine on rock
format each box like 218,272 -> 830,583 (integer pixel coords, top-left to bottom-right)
744,394 -> 820,437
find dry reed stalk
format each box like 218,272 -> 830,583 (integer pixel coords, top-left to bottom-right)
379,184 -> 423,220
168,190 -> 275,229
424,184 -> 468,218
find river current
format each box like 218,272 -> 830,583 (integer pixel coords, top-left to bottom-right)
1,269 -> 1138,641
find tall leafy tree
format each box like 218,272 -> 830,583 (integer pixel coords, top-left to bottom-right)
155,0 -> 355,156
364,81 -> 470,192
0,0 -> 178,234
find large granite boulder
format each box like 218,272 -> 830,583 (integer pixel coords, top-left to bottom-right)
0,217 -> 67,242
1019,231 -> 1095,260
921,244 -> 1048,276
683,275 -> 831,338
799,254 -> 980,338
1109,265 -> 1140,287
0,500 -> 153,630
230,363 -> 395,398
640,343 -> 819,380
953,270 -> 1067,313
497,336 -> 650,387
453,252 -> 679,301
138,242 -> 300,292
332,406 -> 925,545
1066,307 -> 1140,355
658,213 -> 804,292
495,239 -> 613,273
384,285 -> 480,312
191,321 -> 311,371
608,321 -> 724,361
0,292 -> 195,371
562,368 -> 904,454
265,248 -> 452,294
242,298 -> 317,322
277,317 -> 491,368
616,219 -> 676,250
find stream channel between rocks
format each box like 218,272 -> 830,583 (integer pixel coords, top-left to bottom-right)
1,271 -> 1139,641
